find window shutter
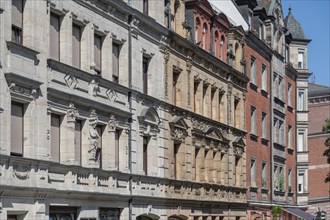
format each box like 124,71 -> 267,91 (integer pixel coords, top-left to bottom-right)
11,102 -> 24,156
50,13 -> 60,60
12,0 -> 23,29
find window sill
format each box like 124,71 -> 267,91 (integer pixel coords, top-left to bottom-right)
287,148 -> 294,154
274,96 -> 286,106
261,138 -> 269,145
6,41 -> 40,65
261,187 -> 269,193
249,82 -> 258,92
249,186 -> 258,192
261,89 -> 268,98
274,189 -> 286,196
250,133 -> 258,142
287,105 -> 294,112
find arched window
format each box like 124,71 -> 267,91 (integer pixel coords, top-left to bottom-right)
202,23 -> 207,49
195,18 -> 200,44
220,35 -> 225,60
214,31 -> 219,56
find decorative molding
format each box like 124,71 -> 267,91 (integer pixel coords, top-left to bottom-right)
5,72 -> 43,102
67,103 -> 79,122
64,74 -> 78,89
169,116 -> 189,143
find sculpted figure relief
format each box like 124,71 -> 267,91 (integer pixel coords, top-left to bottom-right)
88,110 -> 101,162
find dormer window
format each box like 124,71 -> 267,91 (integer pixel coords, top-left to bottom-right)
259,20 -> 264,40
248,9 -> 253,28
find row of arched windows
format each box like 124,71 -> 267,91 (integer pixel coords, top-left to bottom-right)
194,16 -> 228,62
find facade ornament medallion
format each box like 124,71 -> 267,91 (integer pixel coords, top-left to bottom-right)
64,73 -> 78,89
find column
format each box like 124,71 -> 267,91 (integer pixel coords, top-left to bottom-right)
101,33 -> 112,81
195,80 -> 203,114
102,117 -> 116,171
61,104 -> 77,165
203,83 -> 211,117
213,150 -> 221,183
60,12 -> 72,65
211,88 -> 219,121
81,22 -> 93,73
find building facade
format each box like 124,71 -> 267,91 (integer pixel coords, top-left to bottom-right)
307,83 -> 330,220
0,0 -> 248,219
284,8 -> 312,206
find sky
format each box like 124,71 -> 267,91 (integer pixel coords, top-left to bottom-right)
282,0 -> 330,87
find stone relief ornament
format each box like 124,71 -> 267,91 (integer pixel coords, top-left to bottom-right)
67,103 -> 78,122
233,146 -> 244,157
88,109 -> 101,162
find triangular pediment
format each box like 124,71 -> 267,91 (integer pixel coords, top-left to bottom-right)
203,127 -> 227,142
233,137 -> 245,147
170,116 -> 189,130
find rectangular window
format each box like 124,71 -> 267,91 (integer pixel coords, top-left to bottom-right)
298,131 -> 304,152
50,12 -> 60,60
298,89 -> 304,111
143,0 -> 148,15
250,56 -> 256,85
262,162 -> 267,187
202,84 -> 207,116
96,125 -> 103,168
250,159 -> 256,187
261,64 -> 267,91
12,0 -> 23,44
51,114 -> 61,162
72,23 -> 82,69
288,169 -> 292,188
94,34 -> 102,74
142,56 -> 149,94
298,172 -> 305,193
173,71 -> 180,105
288,125 -> 292,149
143,137 -> 149,175
115,129 -> 120,168
75,120 -> 82,165
262,112 -> 267,139
278,76 -> 284,100
112,43 -> 120,83
279,121 -> 284,145
174,143 -> 180,179
11,102 -> 24,156
288,83 -> 292,106
234,99 -> 239,128
298,51 -> 304,69
250,106 -> 256,135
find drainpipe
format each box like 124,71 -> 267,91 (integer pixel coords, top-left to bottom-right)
269,54 -> 274,205
128,13 -> 133,220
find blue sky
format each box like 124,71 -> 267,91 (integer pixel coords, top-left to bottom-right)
282,0 -> 330,86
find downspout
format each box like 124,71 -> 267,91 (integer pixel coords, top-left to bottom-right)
269,53 -> 274,205
128,13 -> 133,220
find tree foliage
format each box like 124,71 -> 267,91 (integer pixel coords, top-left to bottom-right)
323,119 -> 330,183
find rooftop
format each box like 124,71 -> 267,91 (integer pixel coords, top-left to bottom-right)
284,8 -> 310,41
308,83 -> 330,97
